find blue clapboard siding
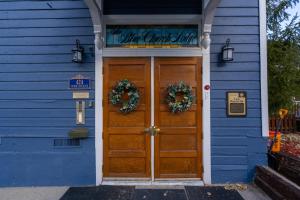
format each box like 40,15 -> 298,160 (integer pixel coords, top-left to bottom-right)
210,0 -> 267,183
0,0 -> 95,186
0,0 -> 267,186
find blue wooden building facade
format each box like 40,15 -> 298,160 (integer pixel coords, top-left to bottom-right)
0,0 -> 268,186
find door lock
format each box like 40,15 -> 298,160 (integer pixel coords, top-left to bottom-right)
144,126 -> 160,136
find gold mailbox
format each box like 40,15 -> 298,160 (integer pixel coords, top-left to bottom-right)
227,92 -> 247,117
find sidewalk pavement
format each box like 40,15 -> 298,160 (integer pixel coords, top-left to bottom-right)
0,187 -> 68,200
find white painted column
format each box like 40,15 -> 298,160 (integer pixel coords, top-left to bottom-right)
259,0 -> 269,137
94,28 -> 103,185
202,30 -> 212,184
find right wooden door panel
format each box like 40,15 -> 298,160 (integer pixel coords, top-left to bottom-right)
154,57 -> 202,179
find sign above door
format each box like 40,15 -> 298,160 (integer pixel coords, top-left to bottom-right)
106,25 -> 199,48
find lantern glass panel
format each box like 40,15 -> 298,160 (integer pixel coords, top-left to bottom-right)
227,48 -> 233,60
223,47 -> 233,61
223,49 -> 228,60
72,50 -> 83,63
73,52 -> 77,62
77,51 -> 82,62
72,39 -> 84,63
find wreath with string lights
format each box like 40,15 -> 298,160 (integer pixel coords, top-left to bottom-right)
166,81 -> 194,113
109,79 -> 140,114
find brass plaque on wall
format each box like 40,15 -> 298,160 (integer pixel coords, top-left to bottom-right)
227,91 -> 247,117
73,91 -> 89,99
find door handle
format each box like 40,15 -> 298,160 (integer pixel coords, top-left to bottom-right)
144,126 -> 160,136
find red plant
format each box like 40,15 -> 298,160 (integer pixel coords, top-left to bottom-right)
281,134 -> 300,158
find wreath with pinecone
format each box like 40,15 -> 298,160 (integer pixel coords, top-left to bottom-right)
166,81 -> 194,113
109,79 -> 140,114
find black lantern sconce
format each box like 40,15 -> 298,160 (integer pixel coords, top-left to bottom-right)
222,39 -> 234,62
72,39 -> 84,63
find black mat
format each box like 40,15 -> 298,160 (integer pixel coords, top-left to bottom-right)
133,189 -> 187,200
60,186 -> 244,200
60,185 -> 135,200
186,186 -> 244,200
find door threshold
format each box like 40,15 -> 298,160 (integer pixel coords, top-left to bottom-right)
101,179 -> 204,186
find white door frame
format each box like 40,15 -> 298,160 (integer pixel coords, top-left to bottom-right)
96,49 -> 211,186
95,13 -> 213,184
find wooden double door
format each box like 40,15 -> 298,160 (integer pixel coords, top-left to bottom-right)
103,57 -> 202,179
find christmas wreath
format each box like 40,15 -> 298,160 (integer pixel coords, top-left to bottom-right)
166,81 -> 194,113
109,79 -> 140,114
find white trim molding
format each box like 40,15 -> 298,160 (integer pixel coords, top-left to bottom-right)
94,42 -> 103,185
84,0 -> 102,27
103,48 -> 204,57
84,0 -> 222,185
259,0 -> 269,137
202,0 -> 221,49
201,0 -> 221,184
202,48 -> 212,184
203,0 -> 221,26
84,0 -> 104,185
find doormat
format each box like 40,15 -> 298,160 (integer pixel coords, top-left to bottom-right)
186,186 -> 244,200
60,186 -> 244,200
60,185 -> 135,200
133,189 -> 187,200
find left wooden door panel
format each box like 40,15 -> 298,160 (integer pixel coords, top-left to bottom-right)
103,58 -> 151,178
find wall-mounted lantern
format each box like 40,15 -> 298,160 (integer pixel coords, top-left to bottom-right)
72,39 -> 84,63
222,39 -> 234,62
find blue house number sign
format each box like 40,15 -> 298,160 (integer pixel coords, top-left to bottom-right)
69,78 -> 90,89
